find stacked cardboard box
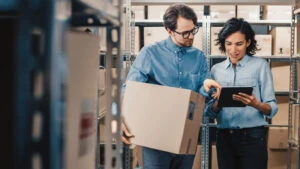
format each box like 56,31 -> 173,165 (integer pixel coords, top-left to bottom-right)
65,30 -> 99,169
210,5 -> 236,21
255,35 -> 272,57
271,62 -> 290,92
237,5 -> 260,20
263,5 -> 292,21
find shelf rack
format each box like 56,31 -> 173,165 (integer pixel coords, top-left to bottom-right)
124,0 -> 300,169
5,0 -> 124,169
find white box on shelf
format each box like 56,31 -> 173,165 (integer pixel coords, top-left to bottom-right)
144,27 -> 169,46
255,34 -> 272,57
263,5 -> 292,21
237,5 -> 260,21
270,27 -> 291,56
210,5 -> 236,21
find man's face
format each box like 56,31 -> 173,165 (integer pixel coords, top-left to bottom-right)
168,16 -> 197,47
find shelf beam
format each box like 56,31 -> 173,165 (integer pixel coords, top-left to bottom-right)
131,0 -> 295,5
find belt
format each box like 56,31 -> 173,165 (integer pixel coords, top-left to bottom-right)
217,126 -> 265,135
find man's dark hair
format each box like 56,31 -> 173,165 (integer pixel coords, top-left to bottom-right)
216,18 -> 258,56
163,3 -> 198,31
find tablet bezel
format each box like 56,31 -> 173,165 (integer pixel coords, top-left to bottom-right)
218,87 -> 253,107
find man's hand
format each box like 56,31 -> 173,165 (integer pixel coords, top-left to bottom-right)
121,122 -> 134,145
203,79 -> 222,100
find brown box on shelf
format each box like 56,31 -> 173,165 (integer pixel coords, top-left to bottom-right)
268,148 -> 298,169
237,5 -> 260,20
271,96 -> 289,125
255,34 -> 272,57
210,5 -> 236,21
144,27 -> 170,46
65,30 -> 99,169
147,5 -> 169,20
147,5 -> 204,21
271,62 -> 290,92
132,5 -> 145,20
262,5 -> 292,21
270,27 -> 291,56
122,81 -> 205,154
268,127 -> 288,149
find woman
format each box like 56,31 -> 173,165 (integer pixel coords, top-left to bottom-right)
205,18 -> 278,169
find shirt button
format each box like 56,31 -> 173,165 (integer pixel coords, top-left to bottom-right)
179,72 -> 182,75
179,58 -> 182,61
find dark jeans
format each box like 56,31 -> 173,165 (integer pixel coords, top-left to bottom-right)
142,147 -> 195,169
216,126 -> 267,169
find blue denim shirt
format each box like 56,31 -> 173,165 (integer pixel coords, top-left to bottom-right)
123,36 -> 208,93
205,55 -> 278,129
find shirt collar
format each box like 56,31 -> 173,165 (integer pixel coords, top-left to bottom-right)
165,36 -> 187,54
225,54 -> 250,69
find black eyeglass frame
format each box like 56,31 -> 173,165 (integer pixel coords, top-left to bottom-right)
172,26 -> 199,39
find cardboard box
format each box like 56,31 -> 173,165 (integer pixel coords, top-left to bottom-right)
263,5 -> 292,21
237,5 -> 260,20
255,34 -> 272,57
270,27 -> 291,56
268,149 -> 298,169
268,127 -> 288,149
147,5 -> 169,20
147,5 -> 204,21
272,96 -> 289,125
65,30 -> 99,169
122,81 -> 205,154
210,27 -> 225,56
144,27 -> 169,46
132,5 -> 145,20
210,5 -> 236,21
271,62 -> 290,92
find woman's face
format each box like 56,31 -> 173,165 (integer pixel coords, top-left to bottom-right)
225,31 -> 250,65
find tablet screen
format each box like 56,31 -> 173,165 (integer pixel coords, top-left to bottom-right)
218,87 -> 253,107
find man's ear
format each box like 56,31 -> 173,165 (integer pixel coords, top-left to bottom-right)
166,28 -> 172,35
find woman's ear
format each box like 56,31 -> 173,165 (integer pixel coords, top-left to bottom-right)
246,39 -> 251,47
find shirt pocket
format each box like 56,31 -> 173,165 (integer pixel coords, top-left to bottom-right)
235,78 -> 257,88
186,73 -> 202,91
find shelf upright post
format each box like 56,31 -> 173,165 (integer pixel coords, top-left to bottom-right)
124,0 -> 134,79
287,4 -> 296,169
104,0 -> 124,168
14,0 -> 70,169
294,1 -> 300,168
201,5 -> 212,169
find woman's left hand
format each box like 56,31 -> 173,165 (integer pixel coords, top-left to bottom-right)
232,92 -> 258,107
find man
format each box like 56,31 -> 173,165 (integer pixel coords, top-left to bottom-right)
122,3 -> 220,169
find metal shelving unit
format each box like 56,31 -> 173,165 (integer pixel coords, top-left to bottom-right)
124,1 -> 300,169
11,0 -> 71,169
5,0 -> 124,169
70,1 -> 124,169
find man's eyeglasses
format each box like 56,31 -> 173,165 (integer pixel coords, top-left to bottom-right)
173,26 -> 199,39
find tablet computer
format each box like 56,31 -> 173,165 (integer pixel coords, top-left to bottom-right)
218,87 -> 253,107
